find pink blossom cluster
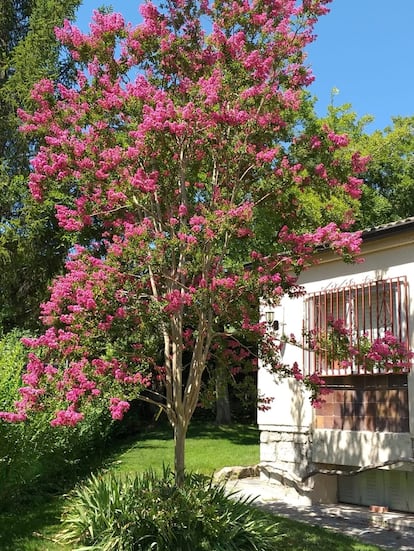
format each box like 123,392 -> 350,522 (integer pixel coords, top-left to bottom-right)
257,395 -> 275,412
164,289 -> 194,313
109,397 -> 130,420
279,223 -> 362,262
365,332 -> 414,371
51,407 -> 84,427
0,246 -> 153,425
308,318 -> 413,374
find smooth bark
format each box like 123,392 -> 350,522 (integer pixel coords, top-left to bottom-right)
173,417 -> 188,487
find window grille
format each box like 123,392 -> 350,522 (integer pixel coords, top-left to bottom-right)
303,277 -> 411,376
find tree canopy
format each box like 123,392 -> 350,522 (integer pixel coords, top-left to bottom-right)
356,116 -> 414,227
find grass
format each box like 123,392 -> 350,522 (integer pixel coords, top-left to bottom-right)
257,514 -> 384,551
0,421 -> 385,551
111,421 -> 260,475
0,497 -> 64,551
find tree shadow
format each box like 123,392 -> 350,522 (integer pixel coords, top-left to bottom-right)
271,514 -> 382,551
0,495 -> 65,550
110,419 -> 259,452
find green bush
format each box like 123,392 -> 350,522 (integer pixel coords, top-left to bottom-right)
0,330 -> 114,506
58,468 -> 282,550
0,330 -> 37,499
0,330 -> 27,407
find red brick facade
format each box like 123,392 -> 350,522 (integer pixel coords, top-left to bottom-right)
315,374 -> 409,432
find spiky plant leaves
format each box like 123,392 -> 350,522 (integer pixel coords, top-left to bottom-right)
58,469 -> 282,550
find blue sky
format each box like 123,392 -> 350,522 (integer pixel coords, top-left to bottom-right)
75,0 -> 414,132
307,0 -> 414,131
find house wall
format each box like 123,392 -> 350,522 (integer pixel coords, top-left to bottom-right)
258,229 -> 414,508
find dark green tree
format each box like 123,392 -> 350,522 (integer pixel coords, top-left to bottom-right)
0,0 -> 82,332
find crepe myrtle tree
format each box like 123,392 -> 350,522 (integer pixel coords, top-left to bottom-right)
0,0 -> 367,484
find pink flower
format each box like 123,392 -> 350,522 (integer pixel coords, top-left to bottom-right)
314,163 -> 327,178
51,407 -> 84,427
0,412 -> 27,423
291,362 -> 304,381
310,136 -> 321,149
327,130 -> 349,148
178,204 -> 188,217
109,398 -> 130,420
164,289 -> 193,313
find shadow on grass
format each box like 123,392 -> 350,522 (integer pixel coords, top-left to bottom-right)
187,420 -> 259,445
113,419 -> 258,446
0,495 -> 65,551
272,516 -> 382,551
0,442 -> 115,549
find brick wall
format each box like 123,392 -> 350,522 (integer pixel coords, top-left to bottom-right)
315,374 -> 409,432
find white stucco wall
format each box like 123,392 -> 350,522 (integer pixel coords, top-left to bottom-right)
312,430 -> 413,466
258,228 -> 414,474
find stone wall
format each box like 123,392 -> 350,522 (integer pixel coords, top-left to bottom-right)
259,426 -> 338,504
260,426 -> 312,479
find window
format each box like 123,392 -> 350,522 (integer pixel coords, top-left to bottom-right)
303,277 -> 411,376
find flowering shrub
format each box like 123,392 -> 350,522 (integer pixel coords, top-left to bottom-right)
306,316 -> 413,373
361,331 -> 414,372
0,330 -> 113,505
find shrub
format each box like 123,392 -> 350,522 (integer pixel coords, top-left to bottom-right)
58,468 -> 282,550
0,330 -> 114,505
0,330 -> 38,499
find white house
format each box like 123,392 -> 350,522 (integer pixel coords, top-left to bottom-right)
258,218 -> 414,512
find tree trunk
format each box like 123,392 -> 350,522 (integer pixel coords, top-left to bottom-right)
215,362 -> 232,425
174,418 -> 187,487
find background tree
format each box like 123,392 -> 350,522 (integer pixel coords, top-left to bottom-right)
1,1 -> 367,485
316,95 -> 414,229
0,0 -> 82,332
203,333 -> 258,425
355,116 -> 414,227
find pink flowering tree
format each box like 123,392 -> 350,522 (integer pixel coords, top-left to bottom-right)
0,0 -> 368,484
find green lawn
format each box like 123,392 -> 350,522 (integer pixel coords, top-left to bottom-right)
0,422 -> 385,551
111,421 -> 260,475
0,497 -> 64,551
259,514 -> 385,551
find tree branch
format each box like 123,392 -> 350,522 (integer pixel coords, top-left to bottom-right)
136,392 -> 167,412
